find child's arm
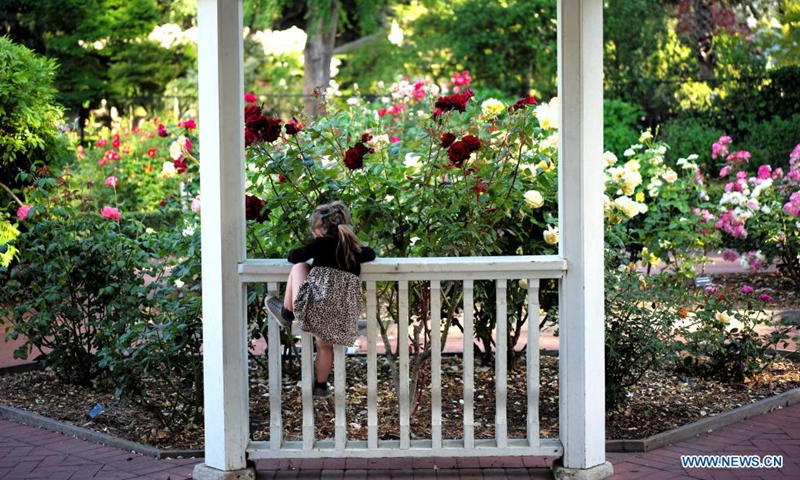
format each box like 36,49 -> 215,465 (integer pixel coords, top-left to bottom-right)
288,241 -> 316,263
358,246 -> 377,263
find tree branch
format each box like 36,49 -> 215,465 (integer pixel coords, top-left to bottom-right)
332,32 -> 383,55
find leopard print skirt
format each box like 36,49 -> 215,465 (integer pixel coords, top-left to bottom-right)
293,266 -> 363,347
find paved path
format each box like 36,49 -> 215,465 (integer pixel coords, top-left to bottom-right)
1,400 -> 799,479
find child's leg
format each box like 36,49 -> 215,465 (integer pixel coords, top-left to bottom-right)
284,262 -> 310,311
314,337 -> 333,384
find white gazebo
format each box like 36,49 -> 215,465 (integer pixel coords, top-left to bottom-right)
192,1 -> 612,479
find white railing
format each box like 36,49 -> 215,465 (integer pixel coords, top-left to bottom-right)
239,255 -> 567,459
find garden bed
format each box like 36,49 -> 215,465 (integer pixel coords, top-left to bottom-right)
0,353 -> 798,451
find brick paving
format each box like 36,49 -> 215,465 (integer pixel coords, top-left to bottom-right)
0,401 -> 798,478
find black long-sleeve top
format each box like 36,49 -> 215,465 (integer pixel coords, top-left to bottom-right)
288,236 -> 376,276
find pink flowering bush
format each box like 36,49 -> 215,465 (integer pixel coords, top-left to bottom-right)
676,282 -> 798,382
708,136 -> 800,289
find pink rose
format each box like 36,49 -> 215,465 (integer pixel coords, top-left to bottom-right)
100,206 -> 121,221
17,205 -> 33,221
758,293 -> 773,302
740,285 -> 754,294
245,93 -> 258,104
105,176 -> 119,188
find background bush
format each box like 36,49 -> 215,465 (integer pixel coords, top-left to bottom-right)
0,37 -> 72,212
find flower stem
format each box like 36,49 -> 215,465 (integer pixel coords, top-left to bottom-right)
0,181 -> 24,207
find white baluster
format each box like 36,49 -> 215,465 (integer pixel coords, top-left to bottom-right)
430,280 -> 442,449
334,345 -> 347,450
267,282 -> 282,450
527,281 -> 541,447
366,281 -> 378,449
495,279 -> 508,448
399,281 -> 410,449
463,280 -> 474,448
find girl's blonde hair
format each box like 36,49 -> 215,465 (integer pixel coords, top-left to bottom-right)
310,201 -> 363,267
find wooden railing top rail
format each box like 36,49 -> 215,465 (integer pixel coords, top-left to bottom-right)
239,255 -> 568,282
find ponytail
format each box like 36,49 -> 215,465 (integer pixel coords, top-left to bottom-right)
336,222 -> 363,268
310,201 -> 363,268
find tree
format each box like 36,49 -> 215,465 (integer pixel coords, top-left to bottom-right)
250,0 -> 391,117
445,0 -> 557,99
0,0 -> 191,115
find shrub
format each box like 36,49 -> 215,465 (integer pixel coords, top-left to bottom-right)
1,185 -> 159,386
604,263 -> 682,409
0,37 -> 71,211
603,99 -> 644,156
677,284 -> 797,382
660,116 -> 725,171
706,137 -> 800,290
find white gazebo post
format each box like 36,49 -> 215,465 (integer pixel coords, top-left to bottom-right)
554,0 -> 613,478
193,0 -> 255,479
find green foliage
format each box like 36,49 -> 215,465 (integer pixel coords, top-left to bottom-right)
73,116 -> 199,216
603,99 -> 644,155
1,0 -> 193,110
604,263 -> 682,410
604,0 -> 681,125
660,116 -> 725,169
99,224 -> 203,433
737,114 -> 800,172
445,0 -> 556,98
0,37 -> 71,204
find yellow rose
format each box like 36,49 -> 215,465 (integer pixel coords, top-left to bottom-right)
543,225 -> 559,245
524,190 -> 544,208
715,311 -> 730,324
481,98 -> 505,117
635,192 -> 645,202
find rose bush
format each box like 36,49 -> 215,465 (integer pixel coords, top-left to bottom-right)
706,136 -> 800,289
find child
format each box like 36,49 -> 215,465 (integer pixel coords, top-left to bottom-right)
265,201 -> 376,398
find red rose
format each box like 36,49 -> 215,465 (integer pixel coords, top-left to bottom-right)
112,135 -> 120,149
174,158 -> 187,174
244,105 -> 282,145
157,124 -> 168,137
440,133 -> 456,148
473,179 -> 488,194
447,141 -> 471,167
510,95 -> 538,112
285,118 -> 302,135
461,135 -> 481,152
181,119 -> 197,130
245,93 -> 258,104
344,142 -> 372,170
361,133 -> 372,143
245,194 -> 270,222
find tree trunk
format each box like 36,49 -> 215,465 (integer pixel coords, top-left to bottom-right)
692,0 -> 716,81
303,0 -> 339,118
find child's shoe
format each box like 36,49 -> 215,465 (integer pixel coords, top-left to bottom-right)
265,295 -> 293,328
313,381 -> 334,399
